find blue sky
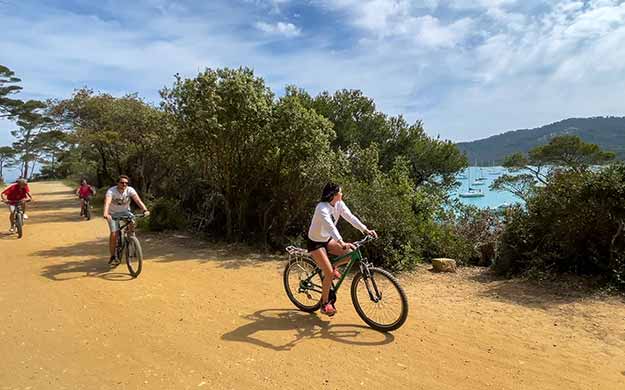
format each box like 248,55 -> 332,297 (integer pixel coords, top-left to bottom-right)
2,0 -> 625,148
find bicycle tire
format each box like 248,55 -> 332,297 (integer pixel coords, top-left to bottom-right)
283,256 -> 322,312
84,202 -> 91,220
16,213 -> 23,239
351,267 -> 408,332
124,235 -> 143,277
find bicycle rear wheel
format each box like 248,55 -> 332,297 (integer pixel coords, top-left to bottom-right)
283,256 -> 322,312
124,235 -> 143,277
15,212 -> 23,239
351,267 -> 408,332
84,202 -> 91,220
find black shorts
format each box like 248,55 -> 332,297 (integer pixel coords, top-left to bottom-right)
307,237 -> 331,253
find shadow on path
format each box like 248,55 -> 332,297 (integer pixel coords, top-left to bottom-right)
222,308 -> 394,351
36,238 -> 134,282
468,269 -> 625,309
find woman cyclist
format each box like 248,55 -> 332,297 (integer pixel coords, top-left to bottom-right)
307,182 -> 377,316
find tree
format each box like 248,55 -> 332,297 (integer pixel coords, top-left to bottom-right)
492,135 -> 616,199
0,146 -> 15,182
50,89 -> 169,189
0,64 -> 23,119
161,67 -> 275,239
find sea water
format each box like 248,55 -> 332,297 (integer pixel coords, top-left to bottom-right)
450,166 -> 524,209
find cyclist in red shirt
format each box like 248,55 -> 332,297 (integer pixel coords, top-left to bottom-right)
1,178 -> 33,233
75,178 -> 96,217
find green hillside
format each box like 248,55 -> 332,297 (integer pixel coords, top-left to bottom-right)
456,116 -> 625,165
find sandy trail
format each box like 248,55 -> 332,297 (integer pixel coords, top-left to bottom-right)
1,181 -> 624,389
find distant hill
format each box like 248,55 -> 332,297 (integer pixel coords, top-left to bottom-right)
456,116 -> 625,165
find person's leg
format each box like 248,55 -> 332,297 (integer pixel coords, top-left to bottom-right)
109,233 -> 117,257
309,248 -> 333,305
107,219 -> 119,261
327,239 -> 353,268
80,198 -> 85,215
8,205 -> 15,229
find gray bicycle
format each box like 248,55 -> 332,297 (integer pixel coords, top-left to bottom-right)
111,212 -> 145,278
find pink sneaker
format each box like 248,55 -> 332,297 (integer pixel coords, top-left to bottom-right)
320,302 -> 336,317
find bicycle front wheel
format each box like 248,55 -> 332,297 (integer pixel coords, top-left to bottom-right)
124,236 -> 143,277
16,213 -> 23,239
283,256 -> 322,312
351,267 -> 408,332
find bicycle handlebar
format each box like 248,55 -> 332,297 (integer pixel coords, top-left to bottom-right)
111,213 -> 147,221
354,234 -> 376,248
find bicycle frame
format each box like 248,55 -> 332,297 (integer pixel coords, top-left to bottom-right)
301,246 -> 368,294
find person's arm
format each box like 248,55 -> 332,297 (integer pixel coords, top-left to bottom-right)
1,186 -> 12,203
90,186 -> 96,195
320,207 -> 355,249
103,193 -> 112,220
75,187 -> 80,196
338,202 -> 377,238
130,194 -> 150,215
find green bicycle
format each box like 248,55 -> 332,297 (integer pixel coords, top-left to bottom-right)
284,236 -> 408,332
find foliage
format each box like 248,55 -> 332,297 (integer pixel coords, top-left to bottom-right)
492,135 -> 615,200
148,198 -> 187,232
494,163 -> 625,286
433,204 -> 503,266
17,66 -> 469,267
338,146 -> 427,270
49,89 -> 170,190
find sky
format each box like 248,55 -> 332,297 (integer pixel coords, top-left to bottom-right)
1,0 -> 625,148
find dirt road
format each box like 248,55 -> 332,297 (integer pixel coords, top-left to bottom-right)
1,181 -> 624,389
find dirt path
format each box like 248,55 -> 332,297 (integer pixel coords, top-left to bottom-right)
1,181 -> 624,389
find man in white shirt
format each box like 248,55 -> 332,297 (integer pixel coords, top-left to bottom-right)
103,175 -> 150,266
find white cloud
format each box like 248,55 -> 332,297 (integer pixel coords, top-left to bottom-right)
2,0 -> 625,147
255,21 -> 302,37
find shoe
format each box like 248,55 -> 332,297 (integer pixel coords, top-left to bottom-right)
9,226 -> 15,233
108,256 -> 120,267
320,302 -> 336,317
22,214 -> 28,220
333,268 -> 341,280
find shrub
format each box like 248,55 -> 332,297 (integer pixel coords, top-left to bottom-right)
432,204 -> 503,266
148,198 -> 187,232
494,163 -> 625,287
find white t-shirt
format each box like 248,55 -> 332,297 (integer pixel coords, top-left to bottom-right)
308,201 -> 367,242
105,186 -> 138,214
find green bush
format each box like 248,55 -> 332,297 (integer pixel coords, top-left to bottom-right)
431,204 -> 503,266
494,163 -> 625,286
147,198 -> 187,232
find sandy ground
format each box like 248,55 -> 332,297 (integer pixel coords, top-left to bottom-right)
1,181 -> 624,390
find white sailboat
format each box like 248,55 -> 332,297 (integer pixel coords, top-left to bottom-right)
459,168 -> 485,198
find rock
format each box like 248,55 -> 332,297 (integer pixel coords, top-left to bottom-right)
432,258 -> 457,273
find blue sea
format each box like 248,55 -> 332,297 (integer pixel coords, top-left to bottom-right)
450,166 -> 523,209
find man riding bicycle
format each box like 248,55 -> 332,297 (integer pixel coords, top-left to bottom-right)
1,178 -> 32,233
75,178 -> 96,216
102,175 -> 149,266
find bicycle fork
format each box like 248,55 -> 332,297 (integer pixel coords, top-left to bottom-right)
360,263 -> 382,303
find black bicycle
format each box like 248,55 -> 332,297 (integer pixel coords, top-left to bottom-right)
5,200 -> 28,239
80,196 -> 92,220
111,212 -> 145,278
284,236 -> 409,332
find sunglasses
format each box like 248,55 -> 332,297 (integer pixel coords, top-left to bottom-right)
119,181 -> 129,185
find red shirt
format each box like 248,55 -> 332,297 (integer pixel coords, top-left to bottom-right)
78,184 -> 94,198
2,183 -> 31,202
